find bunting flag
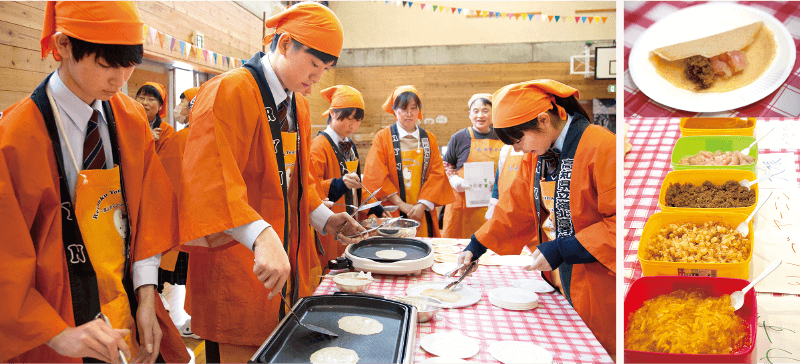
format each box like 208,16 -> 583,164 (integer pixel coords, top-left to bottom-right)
203,49 -> 209,62
179,40 -> 185,57
375,1 -> 612,24
142,25 -> 148,43
169,36 -> 175,52
157,31 -> 165,49
149,27 -> 157,46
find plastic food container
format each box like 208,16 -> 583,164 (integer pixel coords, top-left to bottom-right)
659,170 -> 758,216
624,276 -> 757,363
671,135 -> 758,174
331,272 -> 374,293
679,117 -> 756,137
637,211 -> 753,279
395,295 -> 441,323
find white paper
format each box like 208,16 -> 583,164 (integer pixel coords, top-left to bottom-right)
756,121 -> 800,150
752,190 -> 800,295
755,295 -> 800,364
756,153 -> 798,189
464,161 -> 494,208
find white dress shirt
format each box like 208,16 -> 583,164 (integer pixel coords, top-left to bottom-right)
553,113 -> 574,152
48,70 -> 159,290
394,122 -> 434,211
224,54 -> 335,251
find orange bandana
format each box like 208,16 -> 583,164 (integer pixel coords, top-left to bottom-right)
263,2 -> 343,58
382,85 -> 423,120
492,80 -> 579,128
321,85 -> 364,117
182,87 -> 200,105
41,1 -> 144,61
143,81 -> 167,119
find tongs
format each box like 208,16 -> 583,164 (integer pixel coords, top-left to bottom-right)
278,292 -> 338,338
444,261 -> 477,290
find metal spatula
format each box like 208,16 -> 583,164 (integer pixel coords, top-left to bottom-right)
278,293 -> 338,338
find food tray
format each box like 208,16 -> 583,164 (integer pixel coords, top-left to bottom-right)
670,135 -> 758,174
658,169 -> 758,216
679,117 -> 756,137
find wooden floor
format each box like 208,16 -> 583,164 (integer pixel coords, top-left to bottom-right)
182,337 -> 205,364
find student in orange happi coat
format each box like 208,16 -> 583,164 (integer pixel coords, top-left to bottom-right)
177,3 -> 364,362
134,82 -> 174,153
156,87 -> 199,338
441,93 -> 504,238
0,2 -> 188,363
457,80 -> 616,356
362,86 -> 455,237
310,85 -> 385,268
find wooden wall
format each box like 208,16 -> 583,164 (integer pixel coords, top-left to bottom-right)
315,62 -> 615,162
0,1 -> 262,111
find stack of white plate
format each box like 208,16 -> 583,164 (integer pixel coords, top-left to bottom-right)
511,278 -> 556,293
488,287 -> 539,310
488,341 -> 553,364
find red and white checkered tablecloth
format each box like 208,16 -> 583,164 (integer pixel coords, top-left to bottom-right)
313,238 -> 613,364
623,118 -> 800,299
624,1 -> 800,117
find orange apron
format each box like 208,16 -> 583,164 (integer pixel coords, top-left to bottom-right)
443,128 -> 504,238
283,131 -> 298,299
401,145 -> 428,237
48,89 -> 139,358
497,152 -> 523,196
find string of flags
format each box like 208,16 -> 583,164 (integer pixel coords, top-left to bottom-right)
377,0 -> 610,24
142,24 -> 247,70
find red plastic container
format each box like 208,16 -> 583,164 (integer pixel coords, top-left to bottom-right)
624,276 -> 757,363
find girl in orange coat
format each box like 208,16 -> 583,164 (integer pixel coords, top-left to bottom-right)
362,86 -> 455,237
457,80 -> 616,356
134,82 -> 174,153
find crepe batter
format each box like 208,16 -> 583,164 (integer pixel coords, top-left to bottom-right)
375,249 -> 407,259
309,347 -> 359,364
338,316 -> 384,335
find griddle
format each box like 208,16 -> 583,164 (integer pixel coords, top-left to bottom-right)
348,237 -> 432,263
250,293 -> 417,363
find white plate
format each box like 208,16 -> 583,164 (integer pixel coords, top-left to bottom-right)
420,332 -> 479,359
491,255 -> 532,267
419,357 -> 468,364
628,3 -> 795,112
429,238 -> 459,247
511,279 -> 556,293
406,281 -> 481,308
489,287 -> 539,305
489,341 -> 553,364
434,245 -> 460,254
431,262 -> 458,276
434,253 -> 459,263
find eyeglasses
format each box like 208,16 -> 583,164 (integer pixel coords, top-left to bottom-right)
136,96 -> 160,104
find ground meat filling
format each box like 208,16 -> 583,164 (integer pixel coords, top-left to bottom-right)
665,180 -> 756,208
684,55 -> 715,89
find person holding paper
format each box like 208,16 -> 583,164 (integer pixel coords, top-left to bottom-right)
362,85 -> 454,237
456,80 -> 616,356
441,93 -> 504,238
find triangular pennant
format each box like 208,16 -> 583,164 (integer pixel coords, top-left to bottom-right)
203,49 -> 208,62
241,59 -> 245,67
213,52 -> 217,65
595,16 -> 601,23
179,40 -> 185,56
157,31 -> 165,49
402,1 -> 406,7
548,15 -> 554,22
602,16 -> 608,24
588,17 -> 594,24
508,13 -> 514,20
196,47 -> 201,61
420,3 -> 425,10
555,15 -> 560,22
451,7 -> 456,14
483,10 -> 489,17
582,17 -> 587,23
432,5 -> 437,11
149,27 -> 157,45
501,13 -> 507,18
528,14 -> 534,21
457,8 -> 462,14
575,16 -> 580,23
440,6 -> 445,12
488,11 -> 493,18
168,36 -> 175,52
533,14 -> 540,21
408,2 -> 412,7
142,25 -> 148,43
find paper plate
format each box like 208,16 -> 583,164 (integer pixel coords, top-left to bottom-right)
488,287 -> 539,310
489,341 -> 553,364
431,262 -> 458,276
491,255 -> 532,267
419,357 -> 468,364
420,332 -> 479,359
628,3 -> 795,112
511,279 -> 557,293
429,238 -> 459,247
406,281 -> 481,308
434,245 -> 461,254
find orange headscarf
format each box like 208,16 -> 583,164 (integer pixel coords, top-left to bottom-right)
182,87 -> 200,105
41,1 -> 144,61
320,85 -> 364,117
492,80 -> 579,128
382,85 -> 423,120
263,2 -> 343,58
142,82 -> 167,119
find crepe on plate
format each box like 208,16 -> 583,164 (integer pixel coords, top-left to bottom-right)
649,21 -> 776,92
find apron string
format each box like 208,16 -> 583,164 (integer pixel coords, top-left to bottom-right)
45,87 -> 82,202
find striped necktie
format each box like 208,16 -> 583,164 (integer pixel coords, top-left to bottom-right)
539,147 -> 560,179
83,109 -> 106,170
278,97 -> 290,132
